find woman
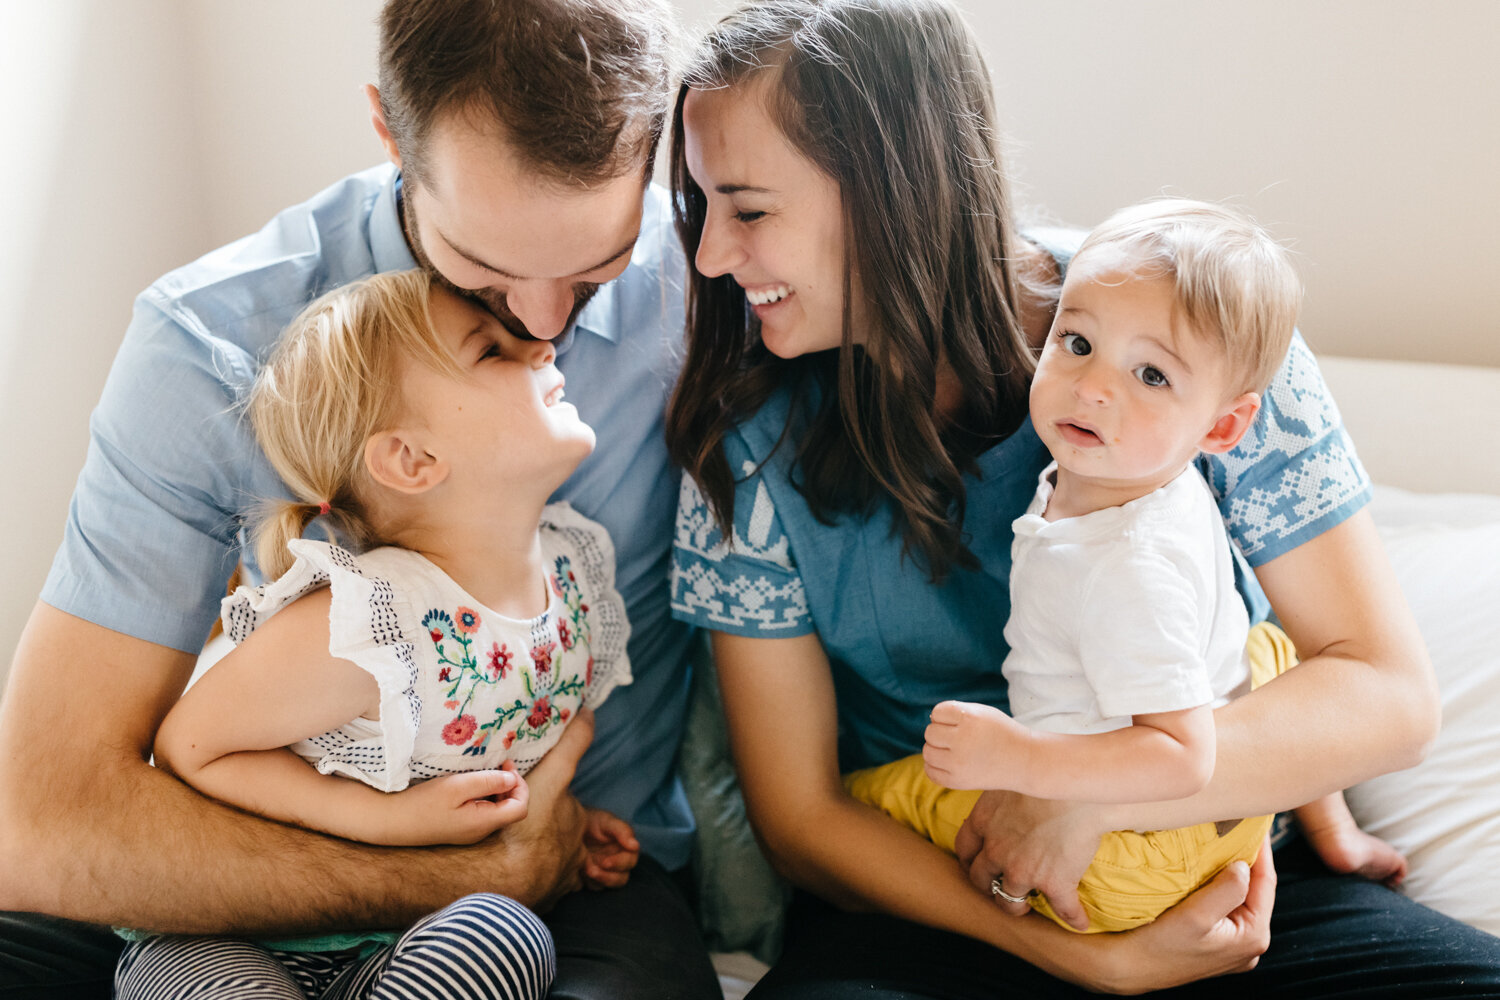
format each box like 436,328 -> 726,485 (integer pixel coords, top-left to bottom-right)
665,0 -> 1500,995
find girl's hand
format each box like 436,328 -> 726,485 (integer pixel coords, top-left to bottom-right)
580,808 -> 640,890
382,761 -> 529,846
954,788 -> 1107,930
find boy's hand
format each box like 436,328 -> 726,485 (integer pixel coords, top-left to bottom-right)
382,761 -> 529,846
923,699 -> 1029,791
580,808 -> 640,890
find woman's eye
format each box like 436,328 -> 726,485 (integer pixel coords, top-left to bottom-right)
733,210 -> 766,224
1136,365 -> 1170,388
1061,332 -> 1090,356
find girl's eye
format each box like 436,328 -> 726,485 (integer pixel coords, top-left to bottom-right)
1060,332 -> 1090,356
1135,365 -> 1170,388
733,210 -> 766,224
480,343 -> 504,361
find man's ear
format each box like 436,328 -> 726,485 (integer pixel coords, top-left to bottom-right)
1199,392 -> 1261,455
364,429 -> 447,494
364,84 -> 401,169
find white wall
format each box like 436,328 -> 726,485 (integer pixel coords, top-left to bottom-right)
2,0 -> 1496,681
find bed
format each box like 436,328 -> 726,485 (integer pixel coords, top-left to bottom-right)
701,353 -> 1500,996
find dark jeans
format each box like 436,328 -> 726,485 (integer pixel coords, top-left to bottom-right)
751,837 -> 1500,999
0,855 -> 721,1000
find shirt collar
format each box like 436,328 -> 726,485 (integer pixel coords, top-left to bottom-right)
377,169 -> 620,347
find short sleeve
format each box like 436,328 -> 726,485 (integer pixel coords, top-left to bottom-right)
1078,551 -> 1217,720
1198,334 -> 1372,565
41,294 -> 255,651
669,436 -> 813,637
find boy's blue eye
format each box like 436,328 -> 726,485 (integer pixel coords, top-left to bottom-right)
1136,365 -> 1170,388
1061,332 -> 1090,356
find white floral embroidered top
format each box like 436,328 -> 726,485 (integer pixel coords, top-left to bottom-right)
221,501 -> 631,792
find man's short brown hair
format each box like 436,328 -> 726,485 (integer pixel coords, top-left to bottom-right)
379,0 -> 676,186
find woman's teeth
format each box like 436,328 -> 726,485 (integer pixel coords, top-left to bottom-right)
745,285 -> 791,306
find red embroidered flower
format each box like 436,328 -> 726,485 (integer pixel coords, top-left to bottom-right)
429,628 -> 444,644
455,607 -> 481,634
550,575 -> 563,597
560,707 -> 571,721
568,571 -> 576,582
444,700 -> 459,711
487,642 -> 513,680
531,642 -> 557,675
438,667 -> 452,683
527,697 -> 551,730
558,621 -> 573,651
503,730 -> 516,749
586,656 -> 595,687
442,714 -> 477,746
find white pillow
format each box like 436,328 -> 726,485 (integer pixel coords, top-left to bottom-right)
1344,486 -> 1500,937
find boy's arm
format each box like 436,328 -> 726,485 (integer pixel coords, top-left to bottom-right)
0,601 -> 591,934
923,701 -> 1215,803
154,588 -> 526,847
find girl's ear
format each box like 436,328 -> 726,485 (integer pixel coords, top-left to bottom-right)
364,429 -> 448,494
1199,392 -> 1261,455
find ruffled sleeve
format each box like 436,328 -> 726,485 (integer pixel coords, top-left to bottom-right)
539,501 -> 633,710
220,539 -> 424,792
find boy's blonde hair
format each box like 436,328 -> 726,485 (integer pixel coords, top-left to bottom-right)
248,269 -> 461,579
1075,198 -> 1301,395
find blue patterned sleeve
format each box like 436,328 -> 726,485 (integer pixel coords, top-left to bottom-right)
669,437 -> 814,638
1197,333 -> 1372,566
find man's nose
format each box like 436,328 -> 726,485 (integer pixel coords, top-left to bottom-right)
505,283 -> 575,341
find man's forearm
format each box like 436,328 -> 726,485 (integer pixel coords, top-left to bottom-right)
0,753 -> 553,935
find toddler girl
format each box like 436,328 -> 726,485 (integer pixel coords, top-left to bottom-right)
115,269 -> 635,998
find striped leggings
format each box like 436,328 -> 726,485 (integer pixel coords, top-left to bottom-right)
114,893 -> 554,1000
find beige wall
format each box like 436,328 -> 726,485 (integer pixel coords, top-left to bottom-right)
2,0 -> 1496,680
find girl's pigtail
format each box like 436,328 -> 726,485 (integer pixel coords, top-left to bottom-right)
254,499 -> 328,581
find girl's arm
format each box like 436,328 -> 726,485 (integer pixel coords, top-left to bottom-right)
714,629 -> 1273,992
155,588 -> 525,846
923,701 -> 1214,803
956,509 -> 1438,918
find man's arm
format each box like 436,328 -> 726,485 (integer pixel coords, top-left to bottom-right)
0,602 -> 588,934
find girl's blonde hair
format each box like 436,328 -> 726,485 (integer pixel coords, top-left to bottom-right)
248,269 -> 462,579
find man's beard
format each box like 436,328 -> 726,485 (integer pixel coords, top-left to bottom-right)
400,190 -> 603,340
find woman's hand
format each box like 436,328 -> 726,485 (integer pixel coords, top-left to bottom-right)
953,788 -> 1109,930
1091,841 -> 1275,993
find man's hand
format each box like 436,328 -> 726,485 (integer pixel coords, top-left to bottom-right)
381,762 -> 528,845
581,808 -> 640,890
494,707 -> 596,911
954,788 -> 1107,930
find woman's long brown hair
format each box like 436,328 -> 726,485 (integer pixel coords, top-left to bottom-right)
666,0 -> 1040,580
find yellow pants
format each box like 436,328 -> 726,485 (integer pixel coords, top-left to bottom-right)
843,621 -> 1297,933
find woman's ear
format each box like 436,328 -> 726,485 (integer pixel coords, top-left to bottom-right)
1199,392 -> 1261,455
364,429 -> 448,494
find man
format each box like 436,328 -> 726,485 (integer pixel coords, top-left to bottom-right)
0,2 -> 719,996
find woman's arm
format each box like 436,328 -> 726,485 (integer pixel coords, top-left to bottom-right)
154,588 -> 528,846
957,509 -> 1438,916
713,629 -> 1273,992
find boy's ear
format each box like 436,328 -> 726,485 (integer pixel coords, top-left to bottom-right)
1198,392 -> 1261,455
364,84 -> 401,169
364,428 -> 448,494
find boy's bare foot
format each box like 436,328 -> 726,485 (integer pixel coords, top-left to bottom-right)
1300,812 -> 1408,887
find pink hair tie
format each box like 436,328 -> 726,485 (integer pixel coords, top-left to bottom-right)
317,501 -> 332,516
